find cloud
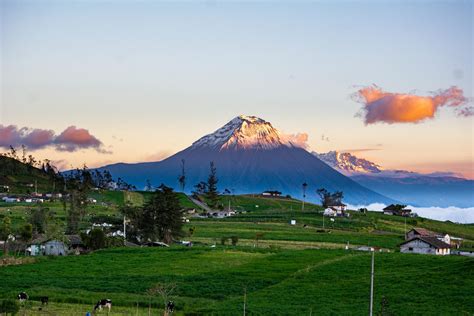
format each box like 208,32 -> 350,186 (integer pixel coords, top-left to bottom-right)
0,124 -> 109,153
280,132 -> 309,149
340,148 -> 381,153
346,203 -> 474,224
353,85 -> 471,124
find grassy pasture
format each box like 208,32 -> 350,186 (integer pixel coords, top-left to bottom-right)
0,247 -> 473,315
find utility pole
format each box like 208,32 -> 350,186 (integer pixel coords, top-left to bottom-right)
123,215 -> 127,246
369,250 -> 375,316
243,287 -> 247,316
323,214 -> 325,230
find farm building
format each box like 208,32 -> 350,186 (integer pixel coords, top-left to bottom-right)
27,238 -> 67,256
383,204 -> 411,217
405,228 -> 463,249
323,208 -> 337,217
43,240 -> 68,256
326,202 -> 346,211
400,236 -> 450,255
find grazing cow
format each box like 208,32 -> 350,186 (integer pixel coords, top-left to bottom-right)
40,296 -> 49,305
166,301 -> 175,313
94,299 -> 112,312
17,292 -> 28,303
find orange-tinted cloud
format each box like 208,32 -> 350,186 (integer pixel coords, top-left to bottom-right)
353,85 -> 472,124
0,124 -> 109,153
280,132 -> 309,149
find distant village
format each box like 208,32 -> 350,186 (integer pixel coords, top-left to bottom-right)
3,187 -> 472,259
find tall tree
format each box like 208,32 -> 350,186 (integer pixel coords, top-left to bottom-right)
139,185 -> 183,244
302,182 -> 308,211
178,159 -> 186,192
206,162 -> 219,207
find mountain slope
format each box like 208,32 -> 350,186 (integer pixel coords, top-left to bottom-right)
314,151 -> 474,207
97,116 -> 394,205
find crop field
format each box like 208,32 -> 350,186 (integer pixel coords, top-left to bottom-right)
1,247 -> 473,315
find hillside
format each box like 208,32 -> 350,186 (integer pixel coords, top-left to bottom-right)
0,156 -> 57,194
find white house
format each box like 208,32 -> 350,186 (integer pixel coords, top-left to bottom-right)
323,208 -> 337,217
326,202 -> 346,211
400,236 -> 450,255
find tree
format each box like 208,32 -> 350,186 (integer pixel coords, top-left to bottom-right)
206,162 -> 219,207
145,179 -> 153,192
29,207 -> 51,234
316,188 -> 344,208
192,182 -> 207,196
302,182 -> 308,211
147,282 -> 177,316
178,159 -> 186,192
139,185 -> 183,244
0,217 -> 12,256
17,224 -> 33,255
81,228 -> 107,250
255,232 -> 264,248
45,219 -> 66,243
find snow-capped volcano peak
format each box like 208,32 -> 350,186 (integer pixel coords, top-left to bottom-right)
313,151 -> 382,174
192,115 -> 296,150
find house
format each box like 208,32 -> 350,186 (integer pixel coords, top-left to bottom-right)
405,228 -> 437,240
400,236 -> 450,255
262,190 -> 282,197
43,240 -> 67,256
323,208 -> 337,217
383,204 -> 411,217
405,228 -> 463,248
326,202 -> 346,212
2,197 -> 20,203
27,236 -> 68,256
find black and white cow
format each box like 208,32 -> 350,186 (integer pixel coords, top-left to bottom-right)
94,299 -> 112,312
17,292 -> 28,303
166,301 -> 175,313
40,296 -> 49,305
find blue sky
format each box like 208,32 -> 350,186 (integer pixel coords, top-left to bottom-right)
1,0 -> 472,176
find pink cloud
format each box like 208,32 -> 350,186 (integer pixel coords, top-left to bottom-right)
0,124 -> 109,153
353,85 -> 471,124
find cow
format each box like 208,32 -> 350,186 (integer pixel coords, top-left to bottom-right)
40,296 -> 49,305
17,292 -> 28,303
94,299 -> 112,312
166,301 -> 175,313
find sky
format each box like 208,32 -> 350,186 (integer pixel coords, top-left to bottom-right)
1,0 -> 473,178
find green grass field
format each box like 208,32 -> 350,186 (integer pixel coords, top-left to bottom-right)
0,247 -> 473,315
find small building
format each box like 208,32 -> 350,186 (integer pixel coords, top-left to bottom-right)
323,208 -> 337,217
327,202 -> 346,212
262,190 -> 282,197
27,235 -> 70,256
2,197 -> 20,203
400,236 -> 450,255
44,240 -> 67,256
383,204 -> 411,217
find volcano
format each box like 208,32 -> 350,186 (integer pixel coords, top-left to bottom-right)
97,115 -> 394,204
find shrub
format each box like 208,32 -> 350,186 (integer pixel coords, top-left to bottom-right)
230,236 -> 239,246
220,237 -> 228,245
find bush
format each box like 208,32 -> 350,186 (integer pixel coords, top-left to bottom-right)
230,236 -> 239,246
220,237 -> 228,245
0,299 -> 19,315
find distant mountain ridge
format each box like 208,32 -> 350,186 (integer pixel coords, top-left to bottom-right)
96,115 -> 394,205
313,151 -> 474,207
